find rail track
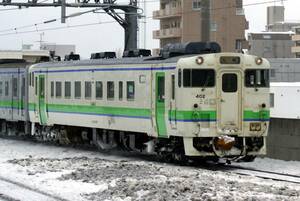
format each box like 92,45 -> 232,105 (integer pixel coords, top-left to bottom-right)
0,175 -> 69,201
1,135 -> 300,186
221,165 -> 300,184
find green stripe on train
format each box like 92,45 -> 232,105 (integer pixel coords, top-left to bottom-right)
27,102 -> 270,121
169,110 -> 217,121
244,110 -> 270,120
0,100 -> 25,109
30,103 -> 151,118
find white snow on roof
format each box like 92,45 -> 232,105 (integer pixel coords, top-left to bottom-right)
271,82 -> 300,87
249,31 -> 295,35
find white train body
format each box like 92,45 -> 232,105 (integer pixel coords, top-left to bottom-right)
26,52 -> 270,158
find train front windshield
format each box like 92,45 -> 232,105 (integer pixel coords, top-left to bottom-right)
245,69 -> 270,88
183,69 -> 215,88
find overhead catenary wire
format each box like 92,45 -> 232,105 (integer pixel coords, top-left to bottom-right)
0,8 -> 142,34
0,0 -> 289,37
0,20 -> 117,37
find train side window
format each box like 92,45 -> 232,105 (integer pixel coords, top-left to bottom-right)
32,73 -> 34,87
127,81 -> 135,100
75,81 -> 81,99
51,82 -> 54,98
178,69 -> 182,87
157,77 -> 165,102
85,81 -> 92,99
107,81 -> 114,99
0,82 -> 2,96
95,81 -> 103,99
56,82 -> 62,98
270,93 -> 274,108
13,78 -> 18,97
183,69 -> 215,87
119,81 -> 123,100
65,81 -> 71,98
35,77 -> 37,95
22,77 -> 25,97
5,81 -> 9,96
29,73 -> 31,86
171,74 -> 175,100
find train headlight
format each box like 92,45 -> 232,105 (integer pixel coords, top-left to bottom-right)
196,56 -> 204,65
250,123 -> 261,131
255,57 -> 263,65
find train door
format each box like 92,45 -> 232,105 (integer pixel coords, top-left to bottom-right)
155,72 -> 167,137
169,74 -> 177,128
21,75 -> 25,117
12,70 -> 19,120
38,75 -> 47,125
217,71 -> 242,132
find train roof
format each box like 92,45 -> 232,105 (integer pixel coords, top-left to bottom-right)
0,59 -> 28,69
30,56 -> 185,69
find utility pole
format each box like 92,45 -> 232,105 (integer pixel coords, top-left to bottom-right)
201,0 -> 210,42
0,0 -> 139,51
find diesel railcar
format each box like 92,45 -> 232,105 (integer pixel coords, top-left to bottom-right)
0,42 -> 270,162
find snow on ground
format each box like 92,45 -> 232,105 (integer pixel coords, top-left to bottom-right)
0,138 -> 300,201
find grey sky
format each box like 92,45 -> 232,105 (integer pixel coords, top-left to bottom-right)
0,0 -> 300,58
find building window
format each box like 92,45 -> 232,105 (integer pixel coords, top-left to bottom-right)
75,81 -> 81,99
270,69 -> 276,78
192,0 -> 202,10
85,81 -> 92,99
210,22 -> 217,32
65,81 -> 71,98
95,81 -> 103,99
235,39 -> 242,50
236,0 -> 243,8
5,81 -> 9,96
127,81 -> 135,100
56,82 -> 62,98
51,82 -> 54,98
119,81 -> 123,100
107,81 -> 114,99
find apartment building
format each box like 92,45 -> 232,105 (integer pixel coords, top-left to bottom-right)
292,26 -> 300,58
153,0 -> 248,52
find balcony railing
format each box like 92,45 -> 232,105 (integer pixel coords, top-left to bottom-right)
153,7 -> 182,19
236,8 -> 245,15
153,28 -> 182,39
291,46 -> 300,53
292,35 -> 300,41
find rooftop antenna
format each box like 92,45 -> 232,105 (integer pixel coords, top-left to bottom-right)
35,32 -> 45,50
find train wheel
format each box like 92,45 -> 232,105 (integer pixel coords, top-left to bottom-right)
93,129 -> 117,151
239,155 -> 256,162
